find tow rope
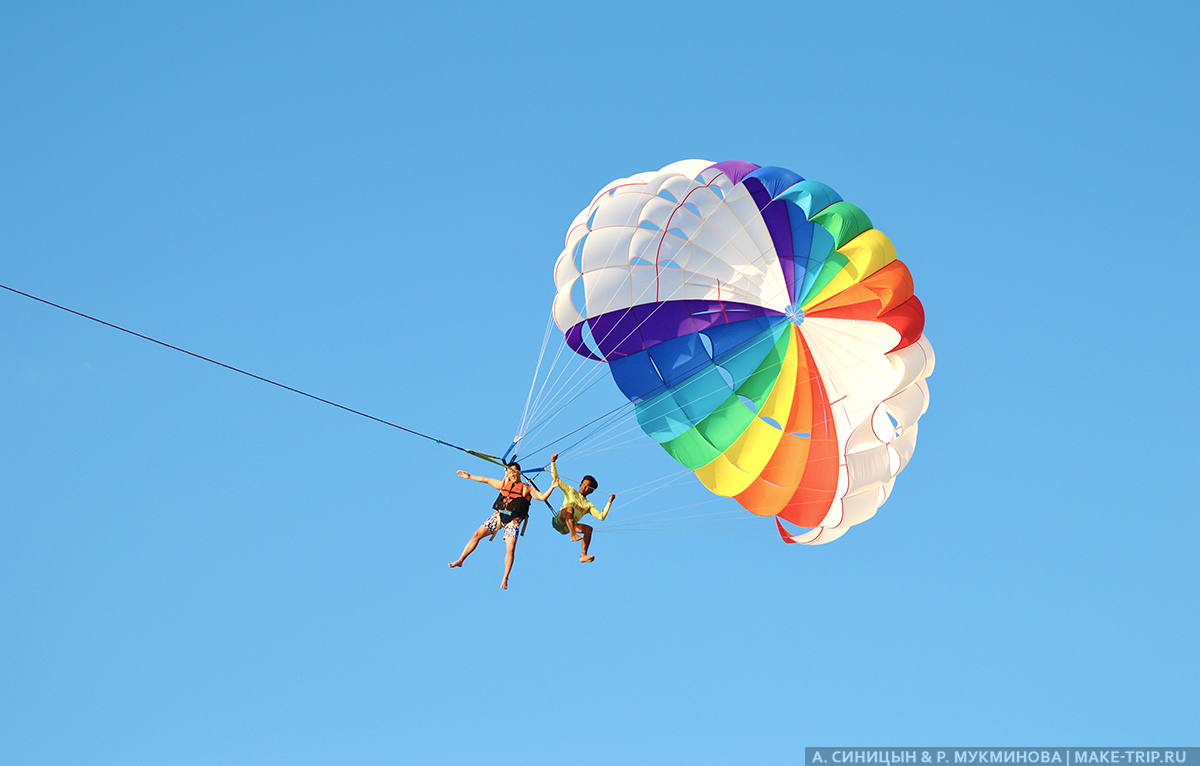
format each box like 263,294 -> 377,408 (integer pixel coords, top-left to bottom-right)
1,282 -> 506,466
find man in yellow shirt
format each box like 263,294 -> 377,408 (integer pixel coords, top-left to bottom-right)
548,453 -> 615,563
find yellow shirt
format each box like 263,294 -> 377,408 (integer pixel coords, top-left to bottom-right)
550,462 -> 612,522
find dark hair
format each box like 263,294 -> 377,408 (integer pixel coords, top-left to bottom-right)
582,475 -> 598,489
507,462 -> 521,472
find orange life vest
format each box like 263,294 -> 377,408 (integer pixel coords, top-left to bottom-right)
493,478 -> 531,520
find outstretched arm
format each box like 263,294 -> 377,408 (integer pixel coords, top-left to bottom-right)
530,483 -> 555,502
588,494 -> 616,521
456,470 -> 503,490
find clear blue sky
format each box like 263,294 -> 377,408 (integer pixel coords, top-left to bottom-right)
2,2 -> 1197,764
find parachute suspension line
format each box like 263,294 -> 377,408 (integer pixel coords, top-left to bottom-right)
604,513 -> 755,536
527,398 -> 655,463
519,361 -> 598,444
610,472 -> 697,507
605,526 -> 757,537
514,312 -> 556,445
564,431 -> 657,461
0,282 -> 506,467
518,269 -> 698,445
530,363 -> 609,442
518,338 -> 606,442
605,469 -> 689,497
517,320 -> 590,441
515,364 -> 624,449
518,210 -> 688,435
607,507 -> 748,529
522,399 -> 637,464
613,496 -> 735,524
518,384 -> 642,460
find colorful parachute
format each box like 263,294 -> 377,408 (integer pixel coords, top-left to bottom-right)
551,160 -> 935,544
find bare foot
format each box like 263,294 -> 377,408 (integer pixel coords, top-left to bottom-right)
580,555 -> 595,563
569,534 -> 583,542
448,560 -> 462,568
500,580 -> 509,590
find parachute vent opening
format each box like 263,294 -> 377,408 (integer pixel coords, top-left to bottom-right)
586,208 -> 598,228
759,416 -> 782,430
682,203 -> 701,216
657,190 -> 678,202
784,303 -> 805,326
638,220 -> 660,231
789,432 -> 811,439
737,395 -> 757,412
666,228 -> 687,240
698,333 -> 714,359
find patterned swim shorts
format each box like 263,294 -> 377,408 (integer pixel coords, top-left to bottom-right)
483,511 -> 520,541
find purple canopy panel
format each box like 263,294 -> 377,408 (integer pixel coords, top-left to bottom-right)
704,160 -> 760,185
565,299 -> 782,361
743,177 -> 797,301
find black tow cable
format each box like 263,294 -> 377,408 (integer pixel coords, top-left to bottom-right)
0,282 -> 503,465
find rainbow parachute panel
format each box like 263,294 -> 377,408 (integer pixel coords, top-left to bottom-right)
552,160 -> 935,544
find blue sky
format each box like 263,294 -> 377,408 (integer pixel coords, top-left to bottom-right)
2,2 -> 1197,764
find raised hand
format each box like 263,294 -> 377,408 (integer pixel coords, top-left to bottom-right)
551,453 -> 560,462
456,470 -> 469,479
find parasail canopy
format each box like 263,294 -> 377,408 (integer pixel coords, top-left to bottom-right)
551,160 -> 935,544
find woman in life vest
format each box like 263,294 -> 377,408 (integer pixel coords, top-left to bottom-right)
448,462 -> 553,589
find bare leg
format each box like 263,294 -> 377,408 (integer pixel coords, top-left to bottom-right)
501,533 -> 517,589
449,524 -> 490,567
562,509 -> 582,541
578,523 -> 595,563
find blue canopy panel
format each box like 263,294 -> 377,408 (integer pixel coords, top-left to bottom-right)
784,201 -> 817,304
795,223 -> 838,306
743,166 -> 805,199
607,317 -> 790,443
776,180 -> 843,219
